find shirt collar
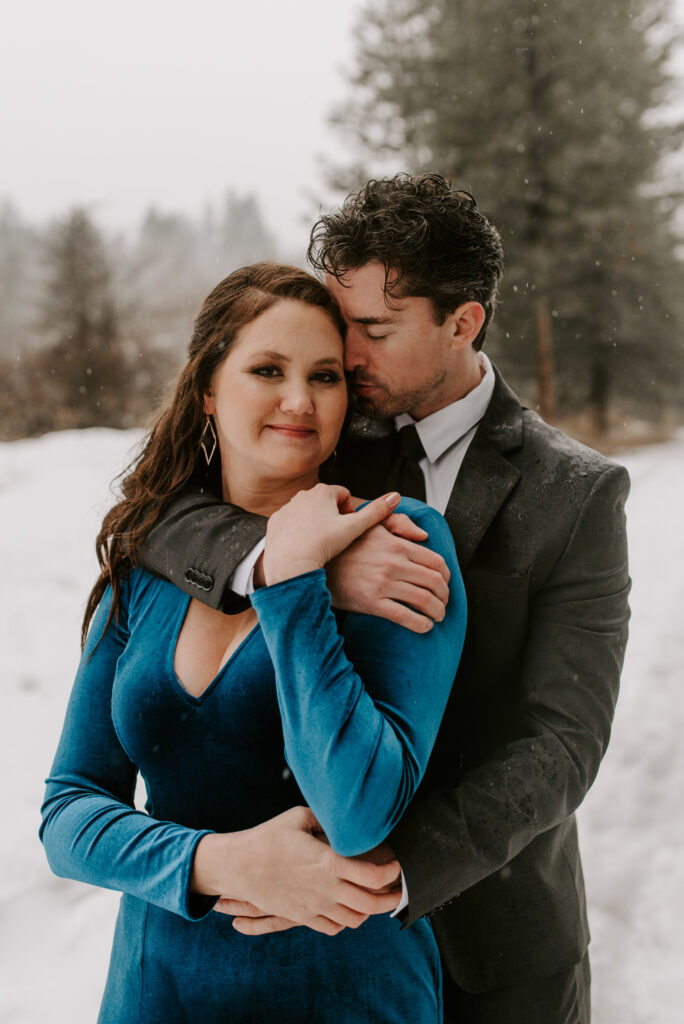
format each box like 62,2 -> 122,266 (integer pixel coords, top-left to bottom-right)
395,353 -> 495,463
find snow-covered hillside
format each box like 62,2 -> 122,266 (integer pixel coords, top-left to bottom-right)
1,428 -> 682,1023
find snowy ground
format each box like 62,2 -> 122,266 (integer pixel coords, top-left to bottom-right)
1,427 -> 682,1023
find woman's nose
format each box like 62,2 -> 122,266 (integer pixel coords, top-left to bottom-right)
279,383 -> 314,415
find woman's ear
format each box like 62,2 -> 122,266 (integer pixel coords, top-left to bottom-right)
203,392 -> 215,416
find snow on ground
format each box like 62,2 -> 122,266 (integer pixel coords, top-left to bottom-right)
1,427 -> 683,1023
578,437 -> 684,1024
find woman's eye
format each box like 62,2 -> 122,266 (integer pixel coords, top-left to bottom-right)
312,371 -> 344,384
251,365 -> 282,378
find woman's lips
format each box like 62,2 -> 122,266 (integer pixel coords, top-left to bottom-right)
266,425 -> 316,438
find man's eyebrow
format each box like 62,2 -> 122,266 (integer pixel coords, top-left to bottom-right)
351,316 -> 397,325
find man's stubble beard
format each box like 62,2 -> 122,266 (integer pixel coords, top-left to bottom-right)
352,367 -> 448,421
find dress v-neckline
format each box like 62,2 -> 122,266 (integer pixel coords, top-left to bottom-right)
169,592 -> 260,705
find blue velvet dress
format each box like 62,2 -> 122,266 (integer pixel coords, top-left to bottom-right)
40,500 -> 466,1023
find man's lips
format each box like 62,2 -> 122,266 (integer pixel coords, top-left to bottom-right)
351,380 -> 381,394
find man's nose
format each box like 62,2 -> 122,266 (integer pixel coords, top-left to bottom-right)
343,325 -> 367,372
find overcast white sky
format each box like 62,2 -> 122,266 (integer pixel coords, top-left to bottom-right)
1,0 -> 683,260
0,0 -> 365,258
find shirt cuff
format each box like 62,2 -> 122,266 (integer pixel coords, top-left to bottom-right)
390,868 -> 408,918
229,538 -> 266,596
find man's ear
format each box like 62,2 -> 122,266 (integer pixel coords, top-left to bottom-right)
446,302 -> 486,350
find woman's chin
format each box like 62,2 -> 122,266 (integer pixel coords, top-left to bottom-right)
264,454 -> 324,482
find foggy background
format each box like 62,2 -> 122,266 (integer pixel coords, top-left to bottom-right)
2,0 -> 684,443
2,2 -> 684,1022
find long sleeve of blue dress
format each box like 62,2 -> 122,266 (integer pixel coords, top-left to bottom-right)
40,498 -> 465,920
251,501 -> 466,856
39,580 -> 216,921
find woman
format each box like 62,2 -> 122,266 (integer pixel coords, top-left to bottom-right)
40,262 -> 466,1023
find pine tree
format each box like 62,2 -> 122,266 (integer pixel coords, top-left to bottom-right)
220,192 -> 278,270
127,195 -> 278,358
40,208 -> 128,427
128,208 -> 204,355
0,201 -> 43,357
331,0 -> 684,436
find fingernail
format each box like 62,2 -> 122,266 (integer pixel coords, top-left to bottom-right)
385,492 -> 400,507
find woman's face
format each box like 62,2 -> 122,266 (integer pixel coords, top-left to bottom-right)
204,299 -> 347,488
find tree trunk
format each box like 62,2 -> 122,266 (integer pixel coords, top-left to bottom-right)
536,295 -> 556,422
589,355 -> 610,439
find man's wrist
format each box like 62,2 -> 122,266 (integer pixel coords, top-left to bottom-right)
230,538 -> 267,596
390,868 -> 409,917
253,552 -> 266,589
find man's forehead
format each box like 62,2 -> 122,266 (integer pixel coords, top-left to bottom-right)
325,264 -> 409,320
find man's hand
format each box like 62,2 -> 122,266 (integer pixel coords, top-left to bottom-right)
191,806 -> 401,937
326,518 -> 450,633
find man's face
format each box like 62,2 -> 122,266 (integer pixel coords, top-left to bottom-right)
326,262 -> 461,421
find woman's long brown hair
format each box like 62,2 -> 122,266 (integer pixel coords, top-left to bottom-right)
81,261 -> 345,648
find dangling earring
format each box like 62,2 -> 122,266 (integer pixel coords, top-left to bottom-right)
200,415 -> 218,465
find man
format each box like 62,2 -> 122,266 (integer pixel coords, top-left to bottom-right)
139,174 -> 630,1022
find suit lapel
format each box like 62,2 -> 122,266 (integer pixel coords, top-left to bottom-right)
443,368 -> 523,570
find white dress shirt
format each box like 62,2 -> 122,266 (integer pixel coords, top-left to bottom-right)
393,352 -> 495,515
389,353 -> 494,913
229,353 -> 496,915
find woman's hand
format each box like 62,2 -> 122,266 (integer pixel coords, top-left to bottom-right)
262,484 -> 401,586
191,806 -> 401,936
223,836 -> 401,936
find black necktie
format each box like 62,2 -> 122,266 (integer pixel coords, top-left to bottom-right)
386,424 -> 427,501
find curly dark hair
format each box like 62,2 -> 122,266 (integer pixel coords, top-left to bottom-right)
308,173 -> 504,350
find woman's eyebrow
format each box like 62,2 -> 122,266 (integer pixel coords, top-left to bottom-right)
312,356 -> 344,367
250,350 -> 342,367
251,349 -> 290,361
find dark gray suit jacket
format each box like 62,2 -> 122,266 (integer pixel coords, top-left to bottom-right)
139,367 -> 630,994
